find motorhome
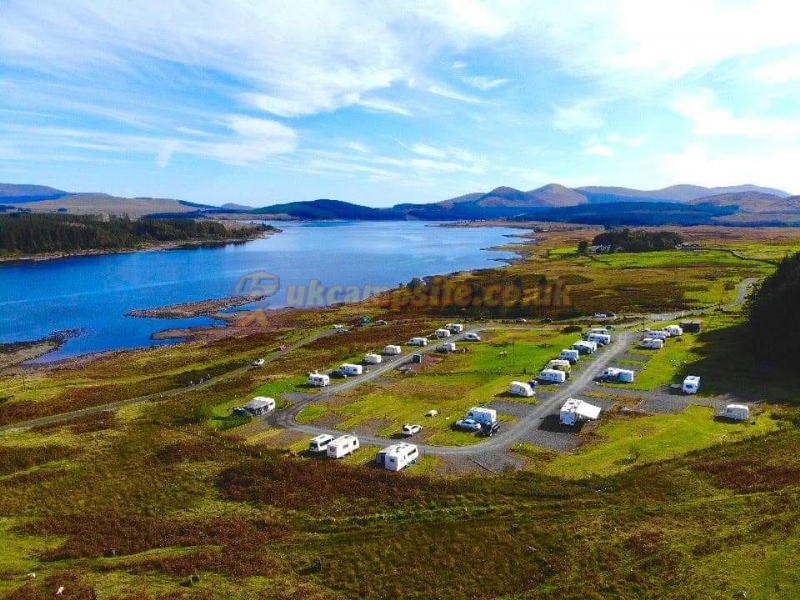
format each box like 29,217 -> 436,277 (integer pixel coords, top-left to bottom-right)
547,359 -> 572,374
446,323 -> 464,334
434,328 -> 451,339
363,353 -> 382,364
508,381 -> 536,397
465,406 -> 497,425
376,443 -> 419,471
664,325 -> 683,337
588,333 -> 611,346
326,435 -> 360,459
718,403 -> 750,421
436,342 -> 456,352
383,345 -> 402,355
640,337 -> 664,350
338,363 -> 363,376
243,396 -> 275,416
309,434 -> 334,454
306,372 -> 330,387
538,368 -> 567,384
558,349 -> 580,364
408,337 -> 428,347
682,375 -> 700,394
559,398 -> 602,426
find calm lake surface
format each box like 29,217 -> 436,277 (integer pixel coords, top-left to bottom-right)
0,221 -> 517,361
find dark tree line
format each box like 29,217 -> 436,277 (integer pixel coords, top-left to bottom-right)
579,228 -> 685,253
0,213 -> 271,255
747,251 -> 800,364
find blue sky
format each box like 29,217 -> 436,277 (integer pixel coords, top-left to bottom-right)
2,1 -> 800,207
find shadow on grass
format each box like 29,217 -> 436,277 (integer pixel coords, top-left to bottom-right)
678,323 -> 800,404
538,414 -> 587,433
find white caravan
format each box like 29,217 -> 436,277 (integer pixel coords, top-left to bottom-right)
640,338 -> 665,350
664,325 -> 683,337
572,341 -> 596,355
588,333 -> 611,346
376,443 -> 419,471
509,381 -> 536,397
538,368 -> 567,384
559,349 -> 580,364
436,342 -> 456,352
434,328 -> 452,339
383,344 -> 402,355
327,435 -> 360,459
307,372 -> 330,387
718,404 -> 750,421
465,406 -> 497,425
244,396 -> 275,416
309,434 -> 335,454
446,323 -> 464,333
559,398 -> 602,426
601,367 -> 634,383
644,329 -> 669,340
339,363 -> 364,376
682,375 -> 700,394
363,353 -> 383,365
408,337 -> 428,347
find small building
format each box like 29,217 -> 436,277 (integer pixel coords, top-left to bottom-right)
383,344 -> 402,355
680,320 -> 703,334
376,443 -> 419,471
560,398 -> 602,426
244,396 -> 275,416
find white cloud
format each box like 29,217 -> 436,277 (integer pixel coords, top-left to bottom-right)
460,75 -> 508,91
671,89 -> 800,138
427,85 -> 483,104
583,143 -> 614,157
553,102 -> 604,132
751,55 -> 800,84
357,98 -> 413,116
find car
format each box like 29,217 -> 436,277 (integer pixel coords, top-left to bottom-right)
594,313 -> 608,319
252,358 -> 265,367
232,407 -> 250,417
479,421 -> 500,437
463,332 -> 481,341
402,424 -> 422,436
454,418 -> 482,432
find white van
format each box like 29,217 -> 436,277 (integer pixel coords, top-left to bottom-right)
309,434 -> 335,454
508,381 -> 535,397
559,349 -> 580,364
434,328 -> 451,339
719,403 -> 749,421
376,443 -> 419,471
363,353 -> 382,364
538,369 -> 567,384
408,337 -> 428,347
339,363 -> 363,376
307,372 -> 330,387
383,344 -> 402,355
327,435 -> 360,459
682,375 -> 700,394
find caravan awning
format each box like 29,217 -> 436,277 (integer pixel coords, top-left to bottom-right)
575,401 -> 601,421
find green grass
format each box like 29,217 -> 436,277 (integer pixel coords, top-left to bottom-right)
538,405 -> 780,478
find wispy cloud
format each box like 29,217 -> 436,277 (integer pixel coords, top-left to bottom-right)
553,102 -> 604,132
460,75 -> 508,91
427,85 -> 483,104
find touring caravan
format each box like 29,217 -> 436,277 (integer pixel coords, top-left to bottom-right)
446,323 -> 464,334
339,363 -> 364,376
363,353 -> 382,365
408,337 -> 428,347
436,342 -> 456,352
600,368 -> 634,383
307,372 -> 330,387
383,345 -> 402,355
538,368 -> 567,384
591,328 -> 611,336
309,434 -> 334,454
682,375 -> 700,394
644,329 -> 669,340
718,403 -> 750,421
376,443 -> 419,471
465,407 -> 497,425
559,349 -> 580,364
434,328 -> 451,339
640,337 -> 664,350
559,398 -> 602,426
572,341 -> 596,355
665,325 -> 684,337
588,333 -> 611,346
244,396 -> 275,416
327,435 -> 360,459
508,381 -> 536,397
547,359 -> 572,374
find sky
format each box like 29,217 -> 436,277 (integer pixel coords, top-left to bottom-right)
2,1 -> 800,207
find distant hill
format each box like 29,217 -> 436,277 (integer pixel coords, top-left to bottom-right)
0,183 -> 67,203
254,199 -> 406,220
688,192 -> 800,213
6,193 -> 199,218
221,202 -> 255,211
578,184 -> 790,203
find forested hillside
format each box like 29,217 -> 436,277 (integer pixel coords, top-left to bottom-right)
0,213 -> 271,255
748,251 -> 800,363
